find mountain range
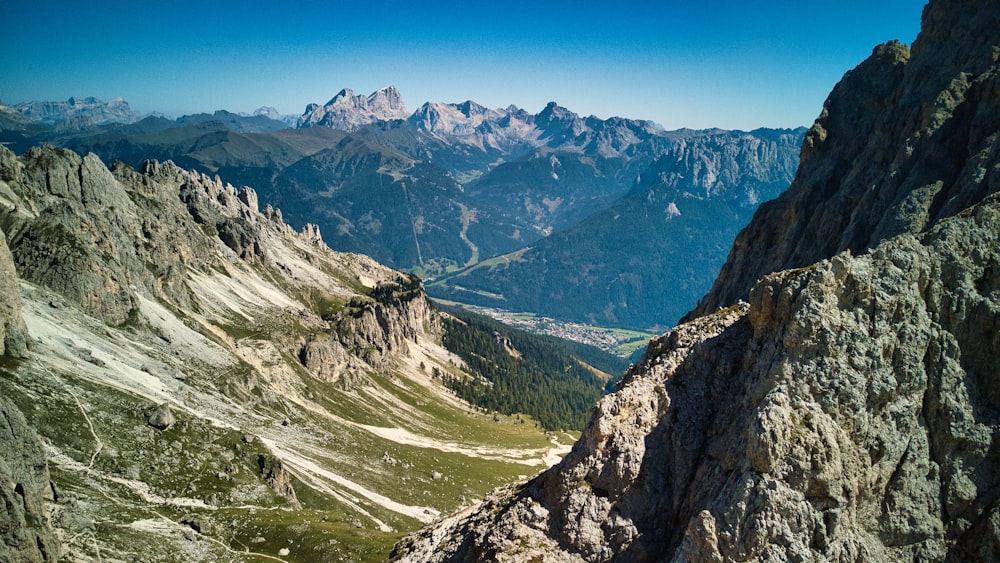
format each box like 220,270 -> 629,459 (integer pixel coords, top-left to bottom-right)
1,91 -> 804,333
2,0 -> 997,561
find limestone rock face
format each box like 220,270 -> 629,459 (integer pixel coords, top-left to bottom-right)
0,146 -> 280,324
299,277 -> 435,388
1,146 -> 142,324
0,395 -> 59,562
692,0 -> 1000,318
394,175 -> 1000,563
392,0 -> 1000,560
0,227 -> 28,357
297,86 -> 408,131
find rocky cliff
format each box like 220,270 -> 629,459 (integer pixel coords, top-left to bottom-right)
0,201 -> 58,562
0,226 -> 28,357
1,153 -> 56,562
691,0 -> 1000,318
0,394 -> 60,563
392,0 -> 1000,560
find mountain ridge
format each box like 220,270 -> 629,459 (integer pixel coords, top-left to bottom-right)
690,0 -> 1000,318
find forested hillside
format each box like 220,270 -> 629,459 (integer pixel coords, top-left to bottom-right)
439,308 -> 626,430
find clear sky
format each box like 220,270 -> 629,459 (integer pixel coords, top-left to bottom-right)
1,1 -> 926,131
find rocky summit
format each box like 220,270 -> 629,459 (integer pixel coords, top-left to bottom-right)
298,86 -> 409,131
391,0 -> 1000,560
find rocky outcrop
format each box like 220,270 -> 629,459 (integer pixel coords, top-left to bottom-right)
256,454 -> 301,510
1,146 -> 144,324
397,194 -> 1000,560
692,0 -> 1000,317
0,146 -> 285,323
1,157 -> 54,563
1,143 -> 439,383
0,226 -> 28,357
0,395 -> 59,562
393,0 -> 1000,560
145,403 -> 176,430
299,275 -> 436,387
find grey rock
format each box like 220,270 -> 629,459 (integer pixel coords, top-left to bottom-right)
2,146 -> 144,324
296,276 -> 436,389
146,403 -> 176,430
0,143 -> 298,324
297,86 -> 408,131
0,395 -> 59,562
180,514 -> 211,535
396,195 -> 1000,562
691,0 -> 1000,318
236,186 -> 259,214
257,454 -> 301,510
0,226 -> 28,357
56,510 -> 95,532
216,216 -> 265,262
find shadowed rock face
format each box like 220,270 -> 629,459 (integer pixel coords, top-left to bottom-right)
0,397 -> 59,563
691,0 -> 1000,318
0,154 -> 56,563
0,227 -> 28,357
0,149 -> 29,358
391,0 -> 1000,560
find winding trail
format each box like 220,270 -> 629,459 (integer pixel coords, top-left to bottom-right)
64,385 -> 104,468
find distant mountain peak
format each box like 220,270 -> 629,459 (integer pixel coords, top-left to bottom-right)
458,100 -> 488,117
251,105 -> 297,126
11,96 -> 140,130
370,85 -> 405,111
327,88 -> 355,105
535,101 -> 579,124
298,86 -> 408,131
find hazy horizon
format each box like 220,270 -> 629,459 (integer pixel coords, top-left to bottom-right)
1,0 -> 926,131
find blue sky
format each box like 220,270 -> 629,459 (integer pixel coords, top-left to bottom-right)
1,1 -> 926,130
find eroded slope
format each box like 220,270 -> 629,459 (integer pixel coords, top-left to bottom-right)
0,145 -> 570,562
